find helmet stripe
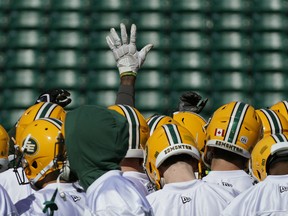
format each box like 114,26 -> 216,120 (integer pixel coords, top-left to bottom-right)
163,124 -> 182,146
118,105 -> 140,150
147,115 -> 165,136
260,109 -> 282,134
41,118 -> 62,130
225,102 -> 249,144
283,101 -> 288,116
35,103 -> 58,120
272,133 -> 288,143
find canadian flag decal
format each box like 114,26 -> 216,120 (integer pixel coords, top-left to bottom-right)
215,128 -> 225,137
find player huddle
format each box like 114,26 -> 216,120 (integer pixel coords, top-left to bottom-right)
0,23 -> 288,216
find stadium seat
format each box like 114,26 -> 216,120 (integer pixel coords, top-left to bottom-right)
8,30 -> 45,48
253,92 -> 287,109
65,90 -> 86,109
3,69 -> 43,88
89,31 -> 110,49
0,109 -> 25,130
90,12 -> 126,30
253,0 -> 288,12
212,71 -> 251,91
45,50 -> 86,69
0,12 -> 9,29
137,31 -> 169,50
90,0 -> 130,11
131,12 -> 169,31
171,13 -> 211,31
253,71 -> 287,91
141,50 -> 168,69
5,49 -> 43,68
253,53 -> 288,71
8,0 -> 48,10
9,11 -> 46,29
0,33 -> 7,49
211,51 -> 251,71
130,0 -> 169,11
171,70 -> 211,91
85,90 -> 117,107
49,12 -> 89,30
2,89 -> 40,109
44,70 -> 84,89
85,70 -> 119,90
135,91 -> 169,112
48,31 -> 87,49
87,50 -> 115,69
170,32 -> 210,50
171,0 -> 210,12
136,70 -> 167,90
171,51 -> 210,70
50,0 -> 90,11
253,13 -> 288,31
212,13 -> 251,31
252,32 -> 288,51
211,0 -> 250,12
211,32 -> 251,51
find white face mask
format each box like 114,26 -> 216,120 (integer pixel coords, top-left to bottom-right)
0,158 -> 9,173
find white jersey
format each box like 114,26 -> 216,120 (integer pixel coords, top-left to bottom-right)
202,170 -> 255,194
0,184 -> 18,216
146,179 -> 236,216
86,170 -> 153,216
0,167 -> 33,204
123,171 -> 156,196
15,182 -> 88,216
221,175 -> 288,216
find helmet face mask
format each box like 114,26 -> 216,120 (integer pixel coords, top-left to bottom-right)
249,133 -> 288,182
203,101 -> 263,167
144,124 -> 200,189
108,104 -> 150,158
15,118 -> 66,187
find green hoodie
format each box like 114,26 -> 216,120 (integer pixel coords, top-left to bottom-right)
64,105 -> 129,191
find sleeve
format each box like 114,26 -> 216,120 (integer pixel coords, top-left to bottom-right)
0,185 -> 19,216
115,85 -> 135,107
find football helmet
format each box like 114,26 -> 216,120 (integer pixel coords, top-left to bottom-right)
249,133 -> 288,182
270,100 -> 288,121
203,101 -> 263,167
0,124 -> 9,173
146,114 -> 181,136
256,109 -> 288,137
15,102 -> 66,147
144,124 -> 200,189
16,117 -> 65,187
108,104 -> 150,158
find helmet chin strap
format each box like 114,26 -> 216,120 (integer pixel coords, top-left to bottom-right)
31,160 -> 56,186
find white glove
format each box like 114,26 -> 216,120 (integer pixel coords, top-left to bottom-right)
106,23 -> 153,77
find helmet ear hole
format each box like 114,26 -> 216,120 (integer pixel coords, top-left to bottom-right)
32,161 -> 38,169
149,162 -> 152,173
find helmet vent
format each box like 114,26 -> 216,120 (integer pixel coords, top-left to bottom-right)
45,128 -> 48,130
149,162 -> 152,173
32,161 -> 38,168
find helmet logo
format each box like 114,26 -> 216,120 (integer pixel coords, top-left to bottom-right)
240,136 -> 248,144
214,128 -> 225,137
24,138 -> 38,155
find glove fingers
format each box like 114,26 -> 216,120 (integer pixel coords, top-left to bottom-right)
138,44 -> 153,61
110,28 -> 121,48
106,35 -> 116,50
120,23 -> 128,44
130,24 -> 136,45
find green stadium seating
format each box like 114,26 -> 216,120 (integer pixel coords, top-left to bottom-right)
253,13 -> 288,31
141,51 -> 168,69
211,51 -> 251,71
66,90 -> 86,109
171,0 -> 210,12
171,13 -> 210,31
90,12 -> 126,30
86,50 -> 115,69
136,70 -> 167,90
8,30 -> 45,48
212,13 -> 251,31
44,70 -> 84,89
85,70 -> 119,90
137,31 -> 169,50
211,0 -> 250,12
170,32 -> 210,50
50,0 -> 90,11
171,70 -> 210,91
2,89 -> 40,109
0,109 -> 25,130
253,0 -> 288,12
9,11 -> 46,29
212,71 -> 251,91
171,51 -> 210,70
0,12 -> 9,29
252,32 -> 288,51
49,12 -> 89,30
253,53 -> 288,71
0,32 -> 7,49
8,0 -> 49,10
131,12 -> 169,31
85,90 -> 117,107
89,31 -> 110,49
48,31 -> 87,49
5,49 -> 43,68
253,92 -> 287,109
135,91 -> 168,112
253,71 -> 287,91
212,32 -> 251,51
131,0 -> 169,11
90,0 -> 130,11
3,69 -> 43,88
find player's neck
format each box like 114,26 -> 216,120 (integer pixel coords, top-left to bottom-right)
211,158 -> 243,171
162,161 -> 196,184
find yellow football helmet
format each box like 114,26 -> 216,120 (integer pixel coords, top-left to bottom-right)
108,104 -> 150,158
15,102 -> 66,147
144,124 -> 200,189
270,100 -> 288,121
203,101 -> 263,167
256,109 -> 288,137
17,117 -> 65,187
0,124 -> 9,172
249,133 -> 288,182
146,114 -> 181,136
